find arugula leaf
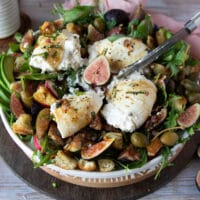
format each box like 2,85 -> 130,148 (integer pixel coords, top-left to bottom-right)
127,148 -> 148,169
127,19 -> 139,35
154,146 -> 173,180
164,109 -> 179,128
186,56 -> 200,66
159,41 -> 189,76
66,68 -> 77,87
20,72 -> 57,81
8,43 -> 20,53
107,34 -> 125,42
32,135 -> 58,168
14,32 -> 23,43
163,94 -> 185,128
129,14 -> 153,41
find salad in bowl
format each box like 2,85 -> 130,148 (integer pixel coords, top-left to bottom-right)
0,1 -> 200,187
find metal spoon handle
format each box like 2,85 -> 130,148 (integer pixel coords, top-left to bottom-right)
117,11 -> 200,79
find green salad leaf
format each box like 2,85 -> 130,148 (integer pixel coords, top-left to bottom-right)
53,4 -> 95,24
128,14 -> 153,41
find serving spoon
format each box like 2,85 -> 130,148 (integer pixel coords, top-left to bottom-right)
117,11 -> 200,79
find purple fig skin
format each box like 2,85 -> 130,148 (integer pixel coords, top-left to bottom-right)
196,170 -> 200,191
83,55 -> 111,86
45,80 -> 58,98
177,103 -> 200,128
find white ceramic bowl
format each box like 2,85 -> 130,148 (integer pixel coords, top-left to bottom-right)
0,108 -> 185,188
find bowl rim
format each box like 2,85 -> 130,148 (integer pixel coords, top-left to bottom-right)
0,108 -> 185,187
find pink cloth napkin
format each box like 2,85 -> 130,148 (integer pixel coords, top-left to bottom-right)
63,0 -> 200,59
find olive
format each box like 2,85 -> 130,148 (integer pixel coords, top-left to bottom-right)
174,71 -> 186,82
93,17 -> 105,32
146,35 -> 155,49
103,132 -> 123,150
187,93 -> 200,104
66,22 -> 81,34
104,9 -> 129,26
30,100 -> 42,117
187,72 -> 199,82
181,79 -> 200,92
175,84 -> 185,96
160,131 -> 179,146
151,63 -> 166,75
130,132 -> 149,148
170,95 -> 187,112
156,28 -> 166,45
20,90 -> 33,108
143,66 -> 153,79
166,79 -> 175,93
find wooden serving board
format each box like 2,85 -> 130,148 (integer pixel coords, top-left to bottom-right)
0,118 -> 200,200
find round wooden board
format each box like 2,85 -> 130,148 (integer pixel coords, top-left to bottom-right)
0,118 -> 200,200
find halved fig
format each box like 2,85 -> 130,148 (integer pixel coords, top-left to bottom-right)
48,122 -> 64,146
36,108 -> 51,139
20,29 -> 34,52
196,170 -> 200,191
33,85 -> 57,107
10,81 -> 23,93
65,133 -> 85,152
83,55 -> 111,86
10,92 -> 25,118
145,107 -> 167,131
118,145 -> 140,161
89,113 -> 103,130
81,138 -> 114,160
45,80 -> 58,98
103,132 -> 123,150
87,24 -> 104,42
177,103 -> 200,128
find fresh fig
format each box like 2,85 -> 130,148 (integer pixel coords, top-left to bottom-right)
81,138 -> 114,160
118,145 -> 140,161
10,92 -> 25,118
177,103 -> 200,128
87,24 -> 104,42
196,170 -> 200,191
83,55 -> 111,86
36,108 -> 51,139
104,9 -> 129,26
45,80 -> 58,98
48,122 -> 64,146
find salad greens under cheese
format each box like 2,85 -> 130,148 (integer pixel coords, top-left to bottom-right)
0,3 -> 200,178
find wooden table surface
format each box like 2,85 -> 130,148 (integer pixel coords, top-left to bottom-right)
0,0 -> 200,199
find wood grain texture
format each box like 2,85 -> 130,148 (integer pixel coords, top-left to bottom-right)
0,0 -> 200,199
